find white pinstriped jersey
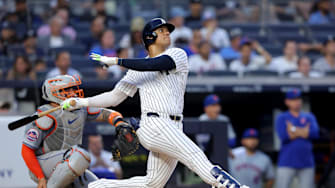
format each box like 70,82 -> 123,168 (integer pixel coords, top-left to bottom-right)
116,48 -> 188,115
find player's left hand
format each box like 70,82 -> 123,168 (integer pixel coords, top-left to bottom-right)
90,53 -> 118,67
111,121 -> 140,161
37,177 -> 47,188
61,98 -> 88,111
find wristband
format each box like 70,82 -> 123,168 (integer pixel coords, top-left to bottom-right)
108,111 -> 123,126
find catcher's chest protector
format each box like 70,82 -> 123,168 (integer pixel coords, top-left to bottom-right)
37,105 -> 87,154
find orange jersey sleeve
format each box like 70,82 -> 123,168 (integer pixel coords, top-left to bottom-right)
21,144 -> 45,179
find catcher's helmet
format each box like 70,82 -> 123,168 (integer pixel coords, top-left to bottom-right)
142,18 -> 175,49
42,75 -> 84,104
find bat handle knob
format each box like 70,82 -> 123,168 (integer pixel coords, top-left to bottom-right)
70,99 -> 77,106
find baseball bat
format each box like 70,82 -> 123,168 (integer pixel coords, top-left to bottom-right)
8,100 -> 76,131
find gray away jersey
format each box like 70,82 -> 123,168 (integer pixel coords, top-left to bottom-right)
23,104 -> 101,155
115,47 -> 188,115
229,147 -> 275,188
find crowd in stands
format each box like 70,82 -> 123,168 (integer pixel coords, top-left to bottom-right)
0,0 -> 334,82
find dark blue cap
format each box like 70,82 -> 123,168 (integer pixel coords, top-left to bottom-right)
203,94 -> 220,107
239,37 -> 252,48
286,88 -> 301,99
242,128 -> 259,138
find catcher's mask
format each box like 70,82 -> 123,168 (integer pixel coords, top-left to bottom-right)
42,75 -> 84,104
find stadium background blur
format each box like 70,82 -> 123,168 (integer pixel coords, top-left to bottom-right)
0,0 -> 335,187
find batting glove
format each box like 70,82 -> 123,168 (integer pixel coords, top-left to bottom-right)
61,98 -> 89,111
90,53 -> 118,67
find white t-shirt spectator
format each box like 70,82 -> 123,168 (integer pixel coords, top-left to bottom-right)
229,56 -> 267,72
170,26 -> 193,46
313,57 -> 335,72
289,71 -> 323,78
268,56 -> 298,73
46,67 -> 81,79
189,53 -> 226,73
89,150 -> 121,172
200,27 -> 230,49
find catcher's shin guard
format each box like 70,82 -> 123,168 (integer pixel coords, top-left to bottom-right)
47,146 -> 91,188
210,166 -> 249,188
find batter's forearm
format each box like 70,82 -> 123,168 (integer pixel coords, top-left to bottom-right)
88,88 -> 128,108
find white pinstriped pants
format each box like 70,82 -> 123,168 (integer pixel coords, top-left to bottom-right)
89,115 -> 219,188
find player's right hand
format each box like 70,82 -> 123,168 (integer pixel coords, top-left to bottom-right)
90,53 -> 118,67
37,177 -> 47,188
61,98 -> 88,111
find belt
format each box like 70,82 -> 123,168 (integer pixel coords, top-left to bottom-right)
147,112 -> 182,121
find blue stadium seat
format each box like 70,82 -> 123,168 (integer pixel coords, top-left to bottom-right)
263,44 -> 283,57
325,71 -> 335,76
72,22 -> 91,32
222,24 -> 263,35
244,70 -> 279,77
0,56 -> 14,69
203,70 -> 238,77
48,45 -> 86,56
71,55 -> 94,68
309,25 -> 335,36
36,70 -> 49,80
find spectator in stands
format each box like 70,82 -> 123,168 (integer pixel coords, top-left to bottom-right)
185,0 -> 203,27
220,28 -> 243,60
200,8 -> 230,50
229,128 -> 275,188
183,28 -> 203,56
189,41 -> 226,73
13,0 -> 42,28
313,36 -> 335,72
289,56 -> 323,78
34,59 -> 47,73
46,51 -> 81,78
230,38 -> 272,73
84,16 -> 106,52
217,1 -> 260,23
168,7 -> 192,47
90,29 -> 116,57
119,17 -> 146,58
81,0 -> 118,23
275,88 -> 319,188
269,40 -> 298,74
19,30 -> 44,63
0,21 -> 17,55
6,55 -> 36,81
197,94 -> 236,153
308,0 -> 335,24
37,16 -> 73,49
38,8 -> 76,41
88,135 -> 123,179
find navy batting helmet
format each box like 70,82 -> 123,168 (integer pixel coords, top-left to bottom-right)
142,18 -> 175,49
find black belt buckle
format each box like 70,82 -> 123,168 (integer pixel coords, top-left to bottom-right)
170,115 -> 181,121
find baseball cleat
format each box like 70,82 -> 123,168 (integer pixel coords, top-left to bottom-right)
210,166 -> 250,188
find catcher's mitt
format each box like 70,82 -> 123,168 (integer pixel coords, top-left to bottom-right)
111,120 -> 139,161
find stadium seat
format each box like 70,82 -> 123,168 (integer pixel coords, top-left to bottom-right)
309,24 -> 335,36
325,71 -> 335,77
48,45 -> 86,56
244,70 -> 279,77
0,56 -> 14,69
222,23 -> 264,35
36,70 -> 49,80
203,70 -> 238,77
72,22 -> 91,32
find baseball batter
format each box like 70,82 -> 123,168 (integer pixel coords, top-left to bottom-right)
62,18 -> 248,188
21,75 -> 132,188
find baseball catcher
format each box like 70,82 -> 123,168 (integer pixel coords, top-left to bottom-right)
21,75 -> 138,188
